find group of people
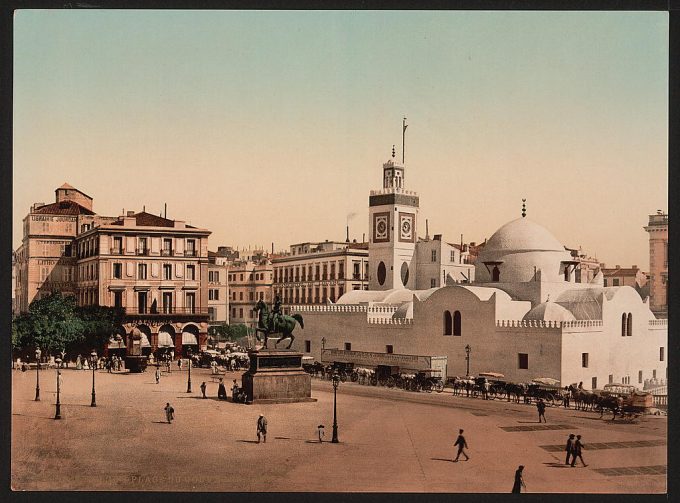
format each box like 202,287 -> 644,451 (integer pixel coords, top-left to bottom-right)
210,378 -> 247,403
565,434 -> 587,467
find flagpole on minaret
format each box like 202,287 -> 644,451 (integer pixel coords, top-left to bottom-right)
402,117 -> 408,164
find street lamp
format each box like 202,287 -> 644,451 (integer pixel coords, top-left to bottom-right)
34,348 -> 41,401
54,370 -> 62,420
331,371 -> 340,443
186,349 -> 192,393
465,344 -> 471,377
90,349 -> 97,407
321,337 -> 326,351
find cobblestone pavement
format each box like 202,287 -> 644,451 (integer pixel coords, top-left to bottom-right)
11,367 -> 666,493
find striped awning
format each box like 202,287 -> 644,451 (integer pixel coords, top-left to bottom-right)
182,332 -> 198,345
157,331 -> 174,347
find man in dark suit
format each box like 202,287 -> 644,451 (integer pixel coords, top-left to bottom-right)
571,435 -> 587,467
453,429 -> 469,461
565,434 -> 575,465
536,399 -> 547,423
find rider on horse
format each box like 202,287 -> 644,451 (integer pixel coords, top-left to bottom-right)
270,295 -> 283,333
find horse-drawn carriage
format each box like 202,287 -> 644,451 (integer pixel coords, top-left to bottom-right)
525,378 -> 564,406
595,383 -> 653,421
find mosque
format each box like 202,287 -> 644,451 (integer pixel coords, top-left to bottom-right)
289,152 -> 667,389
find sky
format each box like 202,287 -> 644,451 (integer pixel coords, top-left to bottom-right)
13,10 -> 668,268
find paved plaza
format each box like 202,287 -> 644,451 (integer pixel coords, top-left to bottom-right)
12,366 -> 666,493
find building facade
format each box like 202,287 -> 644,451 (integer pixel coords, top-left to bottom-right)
644,211 -> 668,318
14,184 -> 212,357
228,256 -> 273,326
207,253 -> 230,325
272,241 -> 369,306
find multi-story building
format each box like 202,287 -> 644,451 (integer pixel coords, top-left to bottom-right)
14,184 -> 212,357
644,211 -> 668,318
564,246 -> 601,284
415,235 -> 475,289
600,265 -> 648,290
228,255 -> 273,326
207,252 -> 229,324
272,241 -> 370,306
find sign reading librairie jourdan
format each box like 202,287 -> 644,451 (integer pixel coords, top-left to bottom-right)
321,349 -> 447,373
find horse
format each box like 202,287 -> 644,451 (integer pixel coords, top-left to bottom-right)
568,385 -> 598,411
595,395 -> 624,420
505,383 -> 527,403
253,299 -> 304,349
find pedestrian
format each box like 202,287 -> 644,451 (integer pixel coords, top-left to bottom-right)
563,387 -> 570,408
218,379 -> 227,400
511,465 -> 526,493
571,435 -> 587,467
565,434 -> 575,465
317,424 -> 325,443
536,399 -> 547,423
200,381 -> 207,399
257,414 -> 267,443
232,379 -> 239,400
57,370 -> 63,390
483,379 -> 490,400
178,359 -> 182,371
453,429 -> 469,462
155,366 -> 161,384
167,359 -> 171,373
164,402 -> 174,424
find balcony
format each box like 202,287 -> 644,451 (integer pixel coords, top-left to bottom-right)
184,250 -> 197,257
126,307 -> 209,317
352,273 -> 362,280
161,249 -> 173,256
137,248 -> 149,256
110,248 -> 123,255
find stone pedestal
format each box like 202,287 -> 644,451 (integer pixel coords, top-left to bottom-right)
242,349 -> 315,404
125,355 -> 148,373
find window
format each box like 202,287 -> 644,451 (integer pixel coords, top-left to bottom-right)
113,291 -> 122,308
431,250 -> 437,262
653,369 -> 657,379
186,265 -> 196,280
315,265 -> 320,280
65,244 -> 72,257
239,292 -> 243,301
353,262 -> 360,279
453,311 -> 462,336
138,263 -> 147,280
386,345 -> 393,354
338,263 -> 344,279
582,353 -> 589,368
621,313 -> 627,337
162,292 -> 172,313
113,263 -> 122,279
213,289 -> 219,301
232,308 -> 236,318
208,307 -> 216,321
591,377 -> 597,390
613,278 -> 620,286
492,265 -> 500,282
163,264 -> 172,280
137,291 -> 147,314
138,237 -> 148,255
186,293 -> 196,313
239,308 -> 243,318
249,292 -> 254,301
305,340 -> 311,353
209,290 -> 214,301
162,238 -> 173,256
443,311 -> 452,335
608,374 -> 613,384
186,239 -> 196,256
627,313 -> 632,336
603,279 -> 608,287
638,371 -> 643,384
344,342 -> 352,351
518,353 -> 528,370
451,250 -> 455,262
431,278 -> 437,288
660,347 -> 664,361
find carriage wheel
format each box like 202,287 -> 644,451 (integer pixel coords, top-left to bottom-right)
554,395 -> 564,406
350,373 -> 358,383
435,381 -> 444,393
386,376 -> 396,388
370,376 -> 377,386
340,373 -> 347,383
495,389 -> 506,400
545,394 -> 555,406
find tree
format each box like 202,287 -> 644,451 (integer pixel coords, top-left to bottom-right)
77,304 -> 125,350
15,293 -> 85,355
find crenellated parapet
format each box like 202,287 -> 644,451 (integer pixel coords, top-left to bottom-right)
292,304 -> 367,313
495,319 -> 604,330
367,317 -> 414,326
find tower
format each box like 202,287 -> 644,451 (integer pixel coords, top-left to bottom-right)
368,150 -> 419,290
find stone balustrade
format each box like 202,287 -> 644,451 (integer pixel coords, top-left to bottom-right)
495,319 -> 604,329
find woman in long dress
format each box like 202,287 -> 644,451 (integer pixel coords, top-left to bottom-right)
511,465 -> 526,493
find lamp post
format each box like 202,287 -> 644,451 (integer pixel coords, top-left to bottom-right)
90,349 -> 97,407
54,370 -> 62,420
321,337 -> 326,351
465,344 -> 471,377
331,371 -> 340,443
186,349 -> 192,393
34,348 -> 41,401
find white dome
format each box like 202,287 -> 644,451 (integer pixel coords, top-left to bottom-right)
483,218 -> 565,254
523,301 -> 576,322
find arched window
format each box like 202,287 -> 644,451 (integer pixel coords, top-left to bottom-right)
443,311 -> 452,335
621,313 -> 627,337
492,266 -> 500,282
453,311 -> 462,336
627,313 -> 632,336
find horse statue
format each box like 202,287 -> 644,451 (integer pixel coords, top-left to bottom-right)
253,299 -> 304,349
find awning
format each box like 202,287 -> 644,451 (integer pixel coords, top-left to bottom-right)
158,331 -> 174,347
182,332 -> 198,345
140,333 -> 151,348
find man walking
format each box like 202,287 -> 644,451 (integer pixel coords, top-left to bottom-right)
177,359 -> 182,371
565,434 -> 575,465
536,399 -> 547,423
571,435 -> 587,467
217,379 -> 227,400
257,414 -> 268,443
563,387 -> 571,408
511,465 -> 526,493
155,366 -> 161,384
164,402 -> 174,424
200,381 -> 207,399
453,429 -> 469,462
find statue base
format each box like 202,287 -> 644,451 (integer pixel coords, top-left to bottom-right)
242,349 -> 315,404
125,355 -> 148,373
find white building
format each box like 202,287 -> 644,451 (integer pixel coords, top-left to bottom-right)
287,156 -> 667,390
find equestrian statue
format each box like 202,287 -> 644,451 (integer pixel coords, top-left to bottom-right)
254,296 -> 304,349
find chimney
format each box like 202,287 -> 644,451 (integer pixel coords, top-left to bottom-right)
164,203 -> 167,219
346,225 -> 350,243
425,219 -> 430,240
362,233 -> 365,243
272,242 -> 274,254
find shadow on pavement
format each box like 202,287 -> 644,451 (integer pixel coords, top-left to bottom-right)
544,462 -> 571,469
237,440 -> 260,444
152,421 -> 169,424
304,440 -> 322,444
517,421 -> 542,424
431,458 -> 455,463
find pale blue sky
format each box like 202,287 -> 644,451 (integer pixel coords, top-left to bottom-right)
14,10 -> 668,267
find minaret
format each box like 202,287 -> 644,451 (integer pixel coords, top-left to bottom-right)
368,141 -> 419,291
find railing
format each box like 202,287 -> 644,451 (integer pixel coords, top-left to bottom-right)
110,248 -> 123,255
184,250 -> 197,257
370,188 -> 418,196
125,307 -> 209,316
495,319 -> 603,329
161,249 -> 173,256
137,248 -> 149,256
649,319 -> 668,327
